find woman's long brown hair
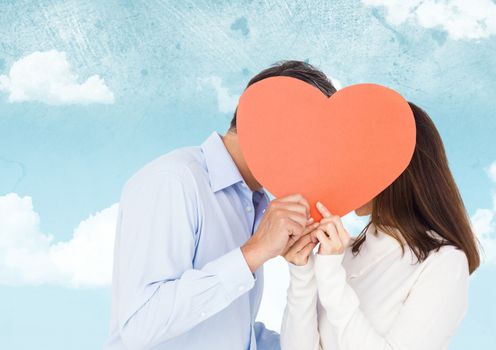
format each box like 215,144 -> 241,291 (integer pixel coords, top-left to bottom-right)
351,102 -> 481,274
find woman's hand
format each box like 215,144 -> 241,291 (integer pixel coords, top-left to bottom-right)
314,201 -> 351,255
283,221 -> 320,266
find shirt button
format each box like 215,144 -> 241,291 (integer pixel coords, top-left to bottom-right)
246,206 -> 252,212
201,312 -> 206,318
238,285 -> 245,292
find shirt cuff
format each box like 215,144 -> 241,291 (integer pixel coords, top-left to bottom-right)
314,253 -> 345,275
314,253 -> 346,288
314,253 -> 360,326
203,247 -> 256,299
288,253 -> 315,276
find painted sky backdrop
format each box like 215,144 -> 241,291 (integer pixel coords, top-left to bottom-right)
0,1 -> 495,349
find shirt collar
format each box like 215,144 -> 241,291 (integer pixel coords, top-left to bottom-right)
201,132 -> 245,192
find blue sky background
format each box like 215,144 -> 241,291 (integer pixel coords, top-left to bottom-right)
0,1 -> 495,349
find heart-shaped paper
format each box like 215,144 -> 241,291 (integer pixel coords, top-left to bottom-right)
237,76 -> 416,219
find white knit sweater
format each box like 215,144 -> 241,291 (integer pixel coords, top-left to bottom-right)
280,224 -> 469,350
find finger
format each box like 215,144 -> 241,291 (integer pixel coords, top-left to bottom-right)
319,220 -> 338,237
287,223 -> 304,241
276,202 -> 310,218
290,233 -> 313,253
320,216 -> 349,248
281,241 -> 292,256
310,229 -> 318,243
289,215 -> 318,238
316,201 -> 332,218
286,220 -> 309,241
288,235 -> 296,245
315,229 -> 331,245
285,235 -> 298,251
276,209 -> 308,230
319,217 -> 336,225
297,242 -> 317,259
302,222 -> 320,236
328,229 -> 342,251
328,215 -> 351,248
278,194 -> 310,217
286,213 -> 308,232
268,200 -> 308,219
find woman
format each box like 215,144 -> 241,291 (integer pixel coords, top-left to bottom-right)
280,102 -> 480,350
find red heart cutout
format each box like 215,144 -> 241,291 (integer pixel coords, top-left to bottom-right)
237,76 -> 416,219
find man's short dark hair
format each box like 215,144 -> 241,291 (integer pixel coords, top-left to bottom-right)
229,60 -> 337,131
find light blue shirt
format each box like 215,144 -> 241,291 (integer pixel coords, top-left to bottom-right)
105,132 -> 280,350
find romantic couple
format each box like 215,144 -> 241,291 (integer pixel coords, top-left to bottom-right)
104,61 -> 480,350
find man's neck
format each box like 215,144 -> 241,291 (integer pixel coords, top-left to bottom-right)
222,130 -> 262,192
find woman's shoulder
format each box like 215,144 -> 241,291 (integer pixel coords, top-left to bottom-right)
421,244 -> 469,278
430,244 -> 467,260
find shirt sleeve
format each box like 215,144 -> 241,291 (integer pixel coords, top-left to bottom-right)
313,248 -> 469,350
113,169 -> 255,349
280,254 -> 321,350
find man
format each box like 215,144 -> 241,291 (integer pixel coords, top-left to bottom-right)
105,60 -> 337,349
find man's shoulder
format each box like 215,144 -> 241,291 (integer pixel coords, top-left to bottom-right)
123,145 -> 208,193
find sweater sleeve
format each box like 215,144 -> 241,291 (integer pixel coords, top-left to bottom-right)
314,248 -> 469,350
281,254 -> 321,350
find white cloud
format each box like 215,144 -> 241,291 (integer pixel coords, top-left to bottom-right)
198,73 -> 343,115
488,162 -> 496,183
362,0 -> 496,40
471,162 -> 496,265
198,76 -> 239,114
0,50 -> 115,105
0,193 -> 117,287
331,76 -> 343,90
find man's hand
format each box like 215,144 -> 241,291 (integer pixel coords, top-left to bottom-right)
241,194 -> 311,272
